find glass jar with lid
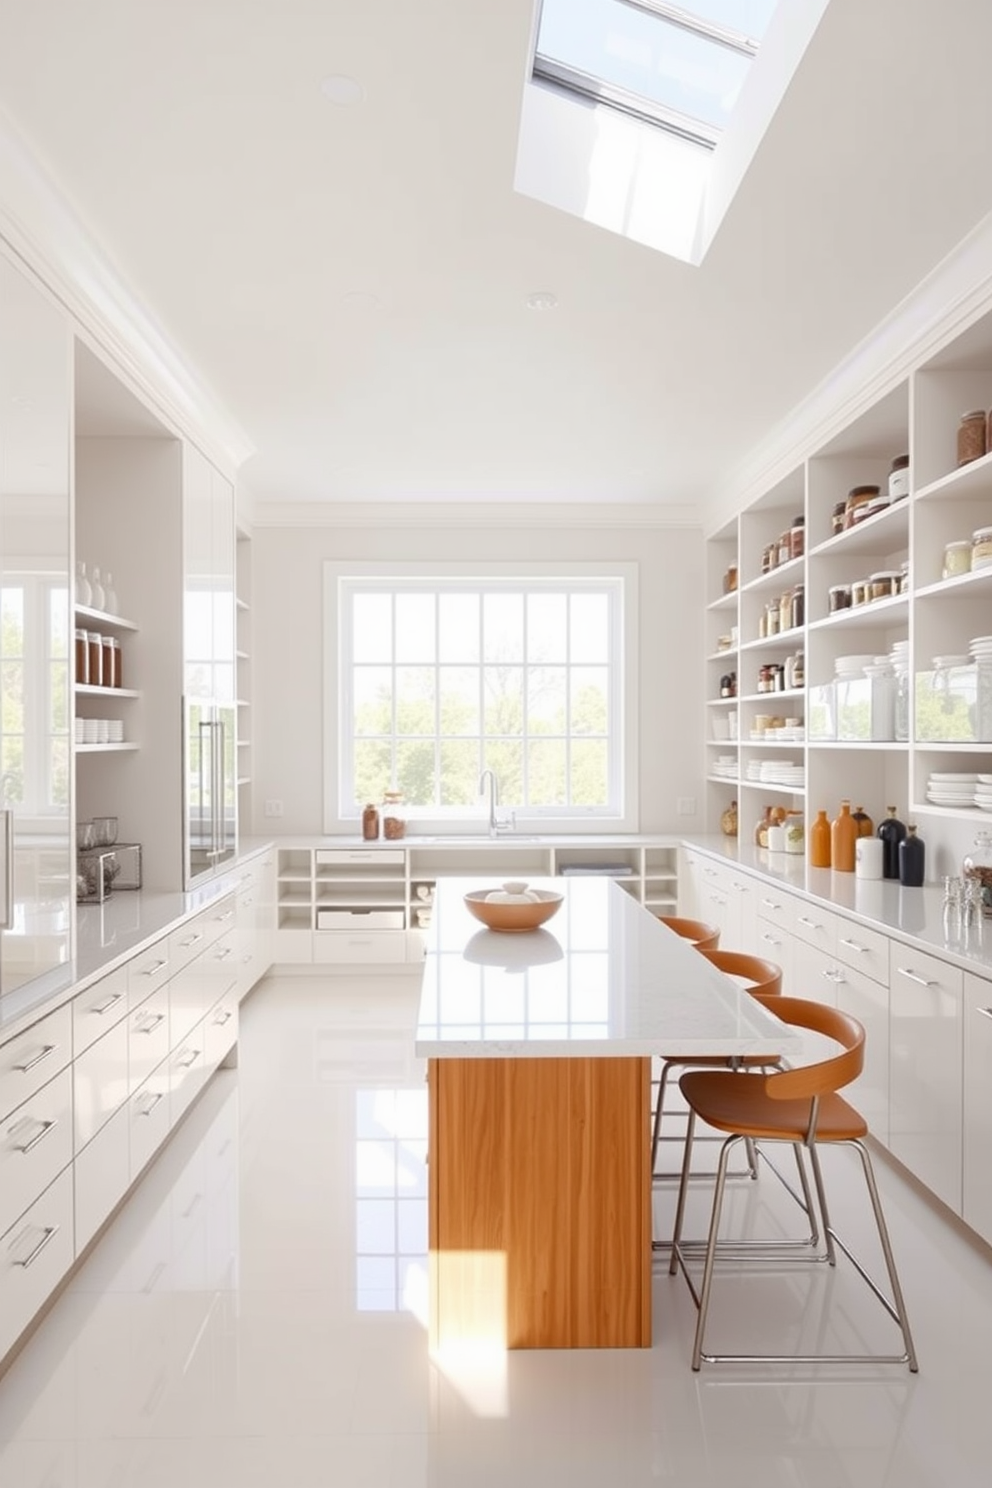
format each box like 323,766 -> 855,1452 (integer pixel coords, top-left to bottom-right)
381,790 -> 406,840
789,515 -> 805,560
972,526 -> 992,570
962,830 -> 992,917
888,454 -> 910,501
943,539 -> 972,579
957,410 -> 987,466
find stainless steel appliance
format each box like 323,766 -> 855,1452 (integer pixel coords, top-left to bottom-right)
184,698 -> 237,885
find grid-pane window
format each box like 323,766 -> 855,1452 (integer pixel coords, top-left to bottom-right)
338,575 -> 625,822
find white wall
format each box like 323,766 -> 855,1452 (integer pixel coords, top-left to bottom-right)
248,517 -> 704,838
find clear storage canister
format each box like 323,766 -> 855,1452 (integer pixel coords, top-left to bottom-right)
957,410 -> 987,466
972,526 -> 992,570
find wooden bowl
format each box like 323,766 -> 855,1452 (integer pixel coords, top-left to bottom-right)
463,887 -> 563,933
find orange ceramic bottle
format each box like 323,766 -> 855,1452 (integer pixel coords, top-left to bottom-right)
831,799 -> 857,872
809,809 -> 831,868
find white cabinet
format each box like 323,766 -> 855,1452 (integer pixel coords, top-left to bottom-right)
0,1167 -> 74,1364
883,948 -> 963,1212
962,972 -> 992,1245
0,1065 -> 73,1242
0,250 -> 72,998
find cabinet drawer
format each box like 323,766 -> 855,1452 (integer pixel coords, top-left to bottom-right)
0,1066 -> 73,1240
205,994 -> 238,1070
754,888 -> 795,933
316,908 -> 405,930
890,946 -> 962,1003
0,1168 -> 74,1366
313,931 -> 408,964
170,1032 -> 208,1128
128,983 -> 171,1093
74,1102 -> 130,1255
129,1071 -> 172,1181
0,1004 -> 72,1123
834,919 -> 889,985
127,940 -> 170,1010
72,966 -> 129,1056
73,1017 -> 129,1152
316,848 -> 405,867
793,903 -> 837,954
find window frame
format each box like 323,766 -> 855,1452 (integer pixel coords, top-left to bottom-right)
323,560 -> 639,836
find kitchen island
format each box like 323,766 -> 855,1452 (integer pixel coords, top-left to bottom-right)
415,877 -> 796,1350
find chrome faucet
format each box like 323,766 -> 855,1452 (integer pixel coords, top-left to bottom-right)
479,769 -> 502,837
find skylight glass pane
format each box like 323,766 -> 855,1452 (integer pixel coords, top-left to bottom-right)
536,0 -> 777,133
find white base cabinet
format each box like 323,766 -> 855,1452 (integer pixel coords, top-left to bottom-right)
889,949 -> 964,1214
962,973 -> 992,1246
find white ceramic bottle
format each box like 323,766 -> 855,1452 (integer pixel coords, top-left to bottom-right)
75,560 -> 92,607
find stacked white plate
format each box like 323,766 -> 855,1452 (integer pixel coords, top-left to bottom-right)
711,755 -> 737,779
968,635 -> 992,662
926,771 -> 979,807
746,759 -> 805,787
835,654 -> 875,678
975,774 -> 992,811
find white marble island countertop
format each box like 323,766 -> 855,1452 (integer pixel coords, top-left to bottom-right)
415,877 -> 799,1060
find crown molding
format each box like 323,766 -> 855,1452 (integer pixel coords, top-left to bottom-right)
250,499 -> 702,531
704,206 -> 992,535
0,105 -> 254,478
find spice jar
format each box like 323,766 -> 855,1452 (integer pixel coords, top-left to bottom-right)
943,540 -> 972,579
789,515 -> 805,560
765,599 -> 780,636
828,584 -> 852,613
75,628 -> 89,685
778,590 -> 792,633
381,790 -> 406,840
972,526 -> 992,570
362,802 -> 380,841
776,530 -> 791,566
845,485 -> 880,527
762,542 -> 776,574
724,564 -> 738,594
86,631 -> 103,687
898,559 -> 911,593
831,501 -> 847,536
101,635 -> 117,689
851,578 -> 869,607
888,454 -> 910,500
957,410 -> 987,467
790,584 -> 804,628
868,570 -> 900,601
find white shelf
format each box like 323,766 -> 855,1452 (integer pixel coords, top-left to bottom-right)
807,594 -> 909,631
74,604 -> 138,632
739,626 -> 804,652
915,566 -> 992,600
76,743 -> 139,754
916,451 -> 992,503
808,740 -> 908,750
74,685 -> 140,699
706,649 -> 737,663
706,590 -> 738,612
740,554 -> 804,594
807,500 -> 910,558
738,689 -> 804,703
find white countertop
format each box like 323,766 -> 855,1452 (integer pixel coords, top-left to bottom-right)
415,877 -> 800,1059
680,835 -> 992,979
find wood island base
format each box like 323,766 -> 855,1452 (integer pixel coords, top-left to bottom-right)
427,1054 -> 652,1350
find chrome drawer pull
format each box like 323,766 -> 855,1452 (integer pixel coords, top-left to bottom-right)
215,947 -> 233,960
176,1049 -> 200,1069
215,909 -> 235,922
798,916 -> 823,930
897,967 -> 936,988
14,1044 -> 56,1075
14,1224 -> 59,1270
761,933 -> 781,946
15,1118 -> 58,1155
821,968 -> 846,985
977,1008 -> 992,1021
761,898 -> 781,910
178,932 -> 204,949
137,1091 -> 164,1117
840,938 -> 869,954
142,959 -> 168,977
135,1012 -> 165,1035
732,882 -> 748,893
214,1009 -> 234,1026
91,991 -> 124,1016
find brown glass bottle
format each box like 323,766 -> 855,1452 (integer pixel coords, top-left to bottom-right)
852,805 -> 874,837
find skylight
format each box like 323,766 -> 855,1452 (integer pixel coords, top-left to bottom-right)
534,0 -> 779,149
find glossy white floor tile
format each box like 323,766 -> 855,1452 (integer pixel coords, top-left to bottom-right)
2,973 -> 991,1486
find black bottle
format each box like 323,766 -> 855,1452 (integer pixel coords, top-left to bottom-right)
899,825 -> 925,887
878,806 -> 906,880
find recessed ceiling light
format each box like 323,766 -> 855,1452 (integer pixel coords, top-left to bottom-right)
320,74 -> 364,106
525,291 -> 558,311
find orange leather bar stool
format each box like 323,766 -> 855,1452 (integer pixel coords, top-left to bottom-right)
668,996 -> 918,1373
656,916 -> 720,951
651,950 -> 783,1174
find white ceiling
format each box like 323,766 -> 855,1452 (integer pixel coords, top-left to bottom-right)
2,0 -> 992,516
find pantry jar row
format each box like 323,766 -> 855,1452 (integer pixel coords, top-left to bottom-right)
74,629 -> 123,688
829,457 -> 909,537
827,565 -> 907,613
942,528 -> 992,577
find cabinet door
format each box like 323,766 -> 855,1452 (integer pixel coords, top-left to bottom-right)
183,444 -> 214,701
835,960 -> 890,1148
0,253 -> 72,995
889,949 -> 963,1213
962,973 -> 992,1245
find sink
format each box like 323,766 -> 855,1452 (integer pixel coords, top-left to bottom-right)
413,835 -> 545,844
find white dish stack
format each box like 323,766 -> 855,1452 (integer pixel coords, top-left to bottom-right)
926,772 -> 980,808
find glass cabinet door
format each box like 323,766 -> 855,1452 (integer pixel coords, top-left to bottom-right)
0,251 -> 72,994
